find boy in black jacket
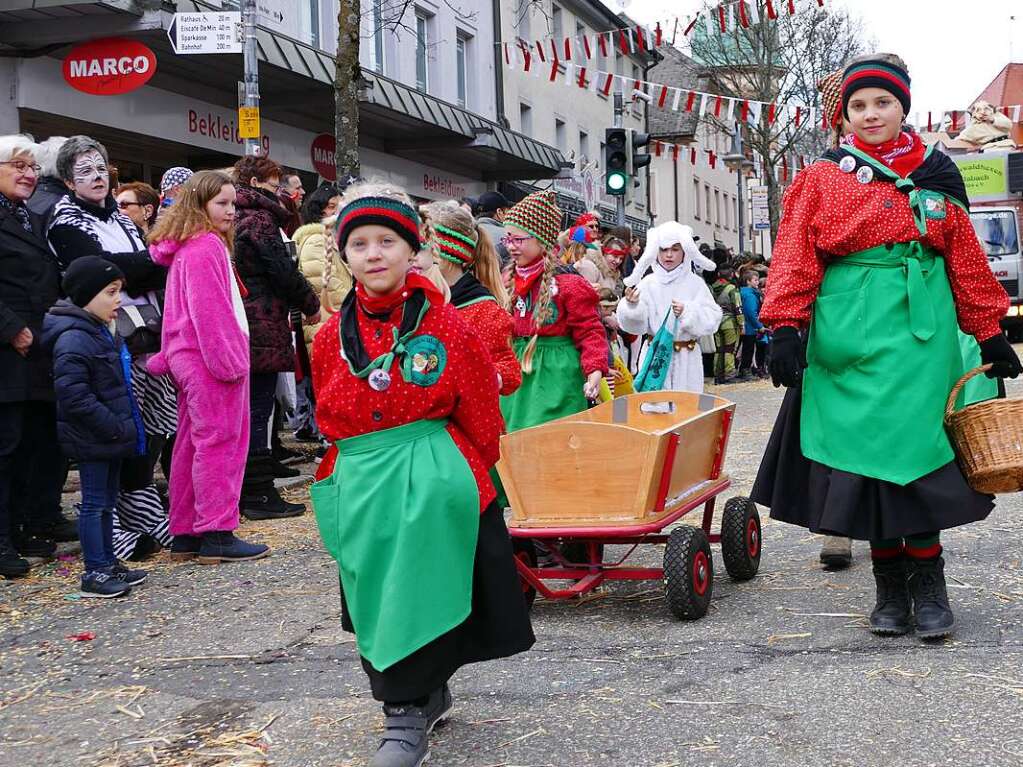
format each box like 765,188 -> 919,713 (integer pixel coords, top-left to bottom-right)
43,257 -> 147,597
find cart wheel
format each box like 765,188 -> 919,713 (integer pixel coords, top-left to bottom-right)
720,496 -> 762,581
663,525 -> 713,620
560,540 -> 605,566
511,538 -> 537,610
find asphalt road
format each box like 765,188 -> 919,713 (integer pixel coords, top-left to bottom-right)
2,377 -> 1023,767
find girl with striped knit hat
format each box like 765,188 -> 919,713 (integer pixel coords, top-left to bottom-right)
421,201 -> 521,395
499,189 -> 609,434
310,182 -> 533,767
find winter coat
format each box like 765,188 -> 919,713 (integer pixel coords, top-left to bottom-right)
740,286 -> 765,337
47,194 -> 166,296
25,176 -> 68,227
0,202 -> 61,403
234,186 -> 319,373
148,232 -> 250,385
295,218 -> 351,357
43,300 -> 141,461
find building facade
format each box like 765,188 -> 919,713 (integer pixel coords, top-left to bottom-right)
0,0 -> 564,202
497,0 -> 655,233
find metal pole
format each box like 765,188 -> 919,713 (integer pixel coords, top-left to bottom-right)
242,0 -> 261,156
614,92 -> 625,227
735,125 -> 745,256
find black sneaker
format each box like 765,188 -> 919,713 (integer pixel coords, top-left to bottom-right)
371,686 -> 453,767
80,570 -> 132,598
112,562 -> 148,586
0,540 -> 30,579
241,489 -> 305,520
13,534 -> 56,559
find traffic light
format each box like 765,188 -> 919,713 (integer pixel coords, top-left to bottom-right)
629,131 -> 651,180
604,128 -> 628,196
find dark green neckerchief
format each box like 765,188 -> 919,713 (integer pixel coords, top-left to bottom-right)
339,287 -> 431,384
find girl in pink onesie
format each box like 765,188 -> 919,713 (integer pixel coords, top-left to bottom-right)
147,170 -> 269,564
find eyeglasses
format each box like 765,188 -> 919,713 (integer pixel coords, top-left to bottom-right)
117,201 -> 141,209
501,234 -> 535,248
1,160 -> 41,175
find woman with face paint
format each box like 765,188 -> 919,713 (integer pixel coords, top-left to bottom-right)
752,54 -> 1022,641
47,136 -> 175,562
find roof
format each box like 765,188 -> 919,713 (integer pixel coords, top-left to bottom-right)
647,46 -> 707,140
975,62 -> 1023,107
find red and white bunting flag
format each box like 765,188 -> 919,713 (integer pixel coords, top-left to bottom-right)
740,99 -> 750,122
577,66 -> 587,88
636,25 -> 646,52
654,141 -> 662,157
602,72 -> 614,96
738,1 -> 750,28
748,100 -> 762,125
951,111 -> 958,131
709,151 -> 717,169
671,87 -> 682,111
535,41 -> 545,63
690,147 -> 698,165
519,42 -> 531,72
503,43 -> 510,66
549,61 -> 558,82
550,39 -> 559,62
714,94 -> 724,118
706,12 -> 716,37
766,0 -> 778,20
618,28 -> 629,54
726,97 -> 736,121
658,84 -> 669,108
1012,105 -> 1022,122
672,144 -> 679,162
927,112 -> 933,132
564,36 -> 572,61
598,32 -> 608,58
582,34 -> 592,59
655,23 -> 663,46
749,1 -> 760,22
700,93 -> 710,118
718,5 -> 727,33
794,106 -> 802,127
787,0 -> 796,13
768,103 -> 777,124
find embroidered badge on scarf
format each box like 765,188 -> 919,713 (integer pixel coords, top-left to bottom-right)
921,191 -> 947,220
405,335 -> 447,386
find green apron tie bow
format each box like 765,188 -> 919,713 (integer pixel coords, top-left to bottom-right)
844,242 -> 937,342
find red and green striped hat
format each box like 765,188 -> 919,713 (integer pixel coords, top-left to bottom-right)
503,189 -> 562,248
841,58 -> 911,119
433,224 -> 477,266
336,195 -> 421,253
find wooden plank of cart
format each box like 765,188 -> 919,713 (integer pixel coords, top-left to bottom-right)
498,391 -> 761,620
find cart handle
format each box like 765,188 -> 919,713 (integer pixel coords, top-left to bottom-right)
944,364 -> 992,422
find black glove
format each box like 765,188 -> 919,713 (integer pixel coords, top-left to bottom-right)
979,332 -> 1023,379
768,326 -> 807,388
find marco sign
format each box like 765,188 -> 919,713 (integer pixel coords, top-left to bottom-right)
62,38 -> 157,96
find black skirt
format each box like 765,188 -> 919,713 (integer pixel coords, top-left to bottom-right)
340,500 -> 535,703
751,386 -> 994,541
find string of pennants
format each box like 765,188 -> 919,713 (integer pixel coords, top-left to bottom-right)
499,0 -> 828,63
648,136 -> 810,184
507,53 -> 1023,139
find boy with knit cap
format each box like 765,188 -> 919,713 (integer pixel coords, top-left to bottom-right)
499,189 -> 609,435
43,256 -> 148,598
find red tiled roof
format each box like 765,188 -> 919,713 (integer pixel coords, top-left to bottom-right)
975,62 -> 1023,107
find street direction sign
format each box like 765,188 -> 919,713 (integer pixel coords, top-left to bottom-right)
167,12 -> 242,55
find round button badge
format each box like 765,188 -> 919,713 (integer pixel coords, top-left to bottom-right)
368,369 -> 392,392
856,166 -> 874,184
839,156 -> 856,173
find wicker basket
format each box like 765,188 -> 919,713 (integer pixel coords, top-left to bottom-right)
945,365 -> 1023,494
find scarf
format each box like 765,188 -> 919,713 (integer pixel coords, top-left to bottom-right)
514,255 -> 546,298
847,131 -> 925,178
355,272 -> 445,316
340,278 -> 432,379
0,192 -> 32,233
653,260 -> 687,286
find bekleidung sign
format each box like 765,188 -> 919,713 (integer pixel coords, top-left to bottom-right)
62,38 -> 157,96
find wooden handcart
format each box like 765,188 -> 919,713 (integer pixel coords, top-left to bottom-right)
498,391 -> 761,620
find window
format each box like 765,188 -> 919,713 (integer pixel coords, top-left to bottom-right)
368,0 -> 384,73
578,131 -> 589,166
415,12 -> 430,92
714,190 -> 722,228
516,1 -> 530,40
456,34 -> 469,108
598,141 -> 605,171
704,184 -> 712,224
555,118 -> 567,152
552,4 -> 563,40
596,27 -> 607,78
693,179 -> 701,219
724,194 -> 731,229
520,103 -> 533,135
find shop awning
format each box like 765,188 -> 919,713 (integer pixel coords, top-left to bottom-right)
0,1 -> 157,51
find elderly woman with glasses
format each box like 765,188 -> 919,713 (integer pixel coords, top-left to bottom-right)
47,135 -> 174,563
231,155 -> 320,522
0,135 -> 62,577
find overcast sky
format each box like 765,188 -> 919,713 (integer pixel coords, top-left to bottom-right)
611,0 -> 1022,113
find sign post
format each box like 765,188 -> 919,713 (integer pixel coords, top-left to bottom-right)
167,12 -> 242,55
240,0 -> 261,156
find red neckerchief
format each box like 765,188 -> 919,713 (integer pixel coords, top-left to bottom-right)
355,272 -> 445,315
850,130 -> 925,178
514,256 -> 546,298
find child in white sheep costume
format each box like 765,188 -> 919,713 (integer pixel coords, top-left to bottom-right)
615,222 -> 722,393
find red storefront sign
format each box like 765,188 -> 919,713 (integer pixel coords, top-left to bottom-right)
62,38 -> 157,96
311,133 -> 336,181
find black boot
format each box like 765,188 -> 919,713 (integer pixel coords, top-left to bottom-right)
241,486 -> 305,521
0,539 -> 30,579
908,555 -> 955,640
269,460 -> 301,479
12,532 -> 56,559
869,556 -> 912,636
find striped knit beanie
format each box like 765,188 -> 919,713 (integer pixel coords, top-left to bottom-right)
433,223 -> 477,266
503,189 -> 562,248
841,58 -> 911,119
336,195 -> 421,253
818,68 -> 844,129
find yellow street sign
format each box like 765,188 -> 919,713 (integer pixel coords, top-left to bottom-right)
238,106 -> 261,138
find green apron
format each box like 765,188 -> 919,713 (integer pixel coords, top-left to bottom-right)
801,242 -> 964,485
310,418 -> 480,671
500,335 -> 587,433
